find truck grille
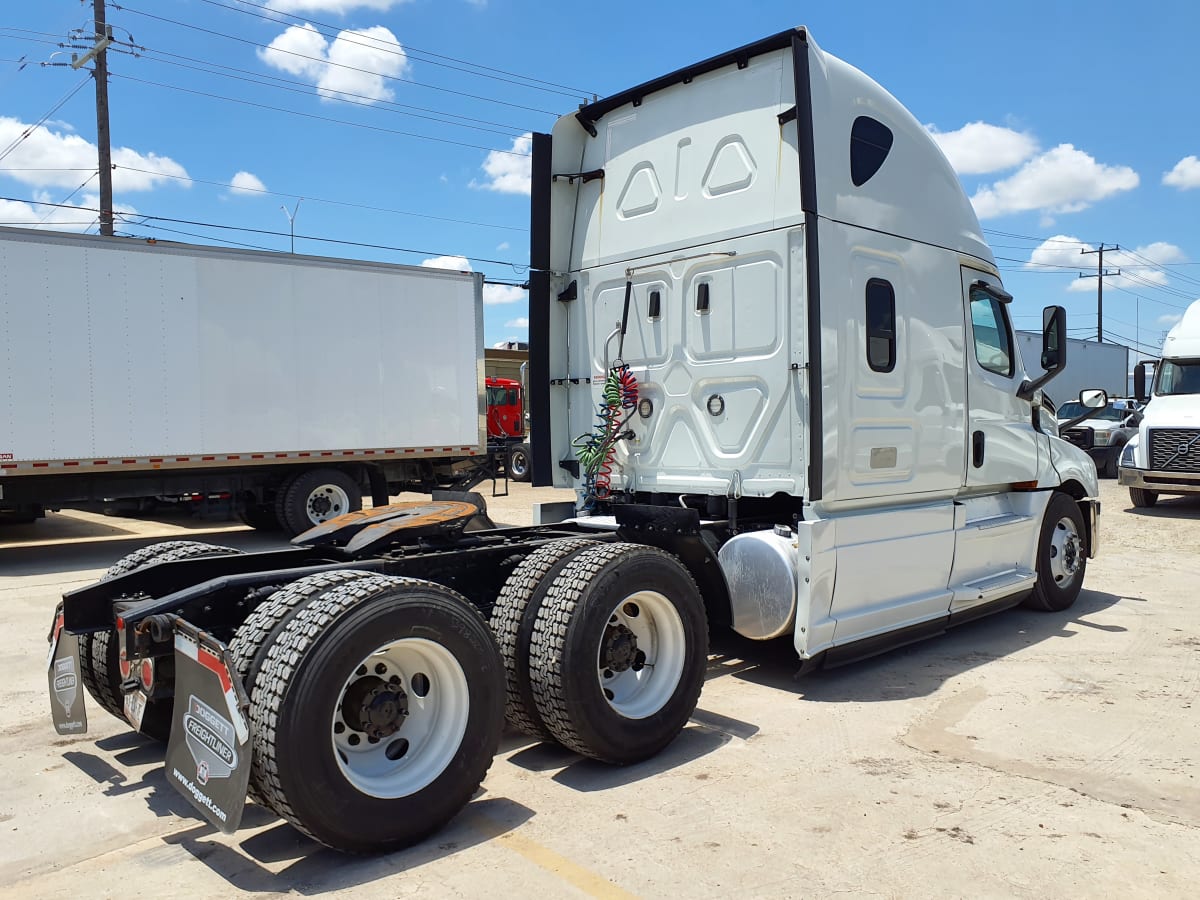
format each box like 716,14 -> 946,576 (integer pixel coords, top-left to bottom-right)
1150,428 -> 1200,471
1062,427 -> 1093,450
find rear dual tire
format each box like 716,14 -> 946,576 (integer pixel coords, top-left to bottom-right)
526,543 -> 708,765
242,574 -> 504,853
82,541 -> 243,741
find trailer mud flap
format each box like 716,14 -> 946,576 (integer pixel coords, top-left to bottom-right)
47,608 -> 88,736
166,623 -> 251,833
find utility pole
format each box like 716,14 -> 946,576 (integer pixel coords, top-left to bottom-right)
72,1 -> 114,236
1080,244 -> 1120,343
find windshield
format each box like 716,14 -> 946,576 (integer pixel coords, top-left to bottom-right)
1155,360 -> 1200,396
1057,402 -> 1126,422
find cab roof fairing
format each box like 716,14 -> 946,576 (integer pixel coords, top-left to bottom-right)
541,28 -> 994,275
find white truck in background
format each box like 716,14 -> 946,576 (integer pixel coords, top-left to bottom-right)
1120,299 -> 1200,506
48,27 -> 1108,854
0,227 -> 490,535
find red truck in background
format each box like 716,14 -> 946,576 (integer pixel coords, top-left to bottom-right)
486,375 -> 531,482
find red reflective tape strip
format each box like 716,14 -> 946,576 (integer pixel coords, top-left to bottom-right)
64,460 -> 79,466
93,459 -> 108,465
227,455 -> 240,460
122,459 -> 136,464
175,457 -> 189,462
1,464 -> 16,469
251,454 -> 264,459
274,453 -> 287,458
364,450 -> 375,455
299,452 -> 311,457
197,644 -> 233,693
32,462 -> 48,468
202,456 -> 215,461
149,458 -> 163,463
342,451 -> 355,456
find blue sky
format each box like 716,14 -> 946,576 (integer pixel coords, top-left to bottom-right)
1,1 -> 1197,354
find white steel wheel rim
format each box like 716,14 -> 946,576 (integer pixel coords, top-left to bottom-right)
596,590 -> 686,719
1048,515 -> 1084,589
305,484 -> 350,524
331,637 -> 470,799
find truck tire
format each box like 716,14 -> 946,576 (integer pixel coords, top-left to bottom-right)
275,468 -> 362,537
1023,493 -> 1088,612
248,575 -> 504,852
528,543 -> 707,765
489,539 -> 598,742
1130,487 -> 1159,508
507,443 -> 532,482
83,541 -> 243,740
229,570 -> 377,804
237,500 -> 282,531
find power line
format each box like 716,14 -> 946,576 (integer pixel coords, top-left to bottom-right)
109,3 -> 564,117
109,72 -> 531,156
193,0 -> 594,99
112,164 -> 528,232
0,76 -> 90,163
2,196 -> 529,270
110,40 -> 532,136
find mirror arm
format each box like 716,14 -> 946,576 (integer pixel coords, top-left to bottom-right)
1017,368 -> 1060,402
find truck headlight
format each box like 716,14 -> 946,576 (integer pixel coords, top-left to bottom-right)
1120,442 -> 1135,468
1092,430 -> 1112,446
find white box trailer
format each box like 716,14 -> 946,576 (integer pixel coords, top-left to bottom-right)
0,227 -> 486,533
1017,332 -> 1128,405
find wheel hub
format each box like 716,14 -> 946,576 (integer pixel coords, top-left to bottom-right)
310,492 -> 334,516
341,675 -> 409,740
602,623 -> 642,673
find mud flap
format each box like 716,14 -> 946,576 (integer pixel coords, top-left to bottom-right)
165,623 -> 251,833
47,607 -> 87,736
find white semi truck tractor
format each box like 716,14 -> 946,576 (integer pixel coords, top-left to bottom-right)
1120,299 -> 1200,506
47,27 -> 1103,853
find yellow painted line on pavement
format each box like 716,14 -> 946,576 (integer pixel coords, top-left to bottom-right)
469,816 -> 638,899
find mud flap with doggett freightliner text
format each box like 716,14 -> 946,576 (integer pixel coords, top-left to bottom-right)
165,621 -> 252,833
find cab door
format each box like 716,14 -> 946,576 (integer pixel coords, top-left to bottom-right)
961,268 -> 1038,487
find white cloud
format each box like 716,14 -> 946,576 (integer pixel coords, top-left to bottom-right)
495,241 -> 510,251
970,144 -> 1138,219
1163,155 -> 1200,190
926,121 -> 1038,175
484,284 -> 525,306
1025,236 -> 1188,293
475,132 -> 532,195
0,116 -> 187,192
420,254 -> 471,271
257,24 -> 409,103
504,317 -> 529,329
229,171 -> 267,195
265,1 -> 408,13
1159,313 -> 1184,327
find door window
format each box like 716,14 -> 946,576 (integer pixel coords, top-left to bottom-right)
969,287 -> 1014,377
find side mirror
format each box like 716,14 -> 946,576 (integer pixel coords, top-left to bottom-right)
1060,388 -> 1109,430
1041,305 -> 1067,371
1018,305 -> 1068,401
1133,360 -> 1154,402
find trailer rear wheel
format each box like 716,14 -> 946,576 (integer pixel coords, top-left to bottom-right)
85,541 -> 243,739
276,468 -> 362,536
237,499 -> 282,531
249,575 -> 504,852
528,543 -> 707,765
507,443 -> 532,482
1024,492 -> 1088,612
1129,487 -> 1158,508
489,539 -> 598,741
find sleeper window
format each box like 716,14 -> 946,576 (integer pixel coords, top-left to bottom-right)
969,287 -> 1014,377
865,278 -> 896,373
